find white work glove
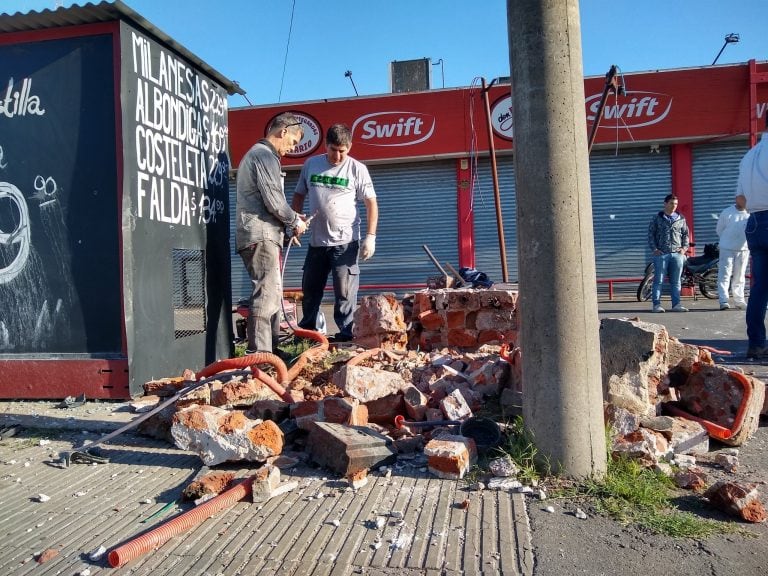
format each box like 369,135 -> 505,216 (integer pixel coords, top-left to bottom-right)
360,234 -> 376,261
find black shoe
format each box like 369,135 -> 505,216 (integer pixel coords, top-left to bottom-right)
332,333 -> 353,343
746,346 -> 768,359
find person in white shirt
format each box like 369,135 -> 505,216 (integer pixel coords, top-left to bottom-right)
291,124 -> 378,342
716,194 -> 750,310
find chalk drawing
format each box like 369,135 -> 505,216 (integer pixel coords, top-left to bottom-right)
0,145 -> 7,169
0,181 -> 31,284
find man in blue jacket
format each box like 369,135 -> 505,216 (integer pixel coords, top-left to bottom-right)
647,194 -> 690,313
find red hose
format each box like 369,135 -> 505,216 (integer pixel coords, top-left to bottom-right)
196,353 -> 288,383
108,475 -> 255,568
287,327 -> 329,381
195,353 -> 291,401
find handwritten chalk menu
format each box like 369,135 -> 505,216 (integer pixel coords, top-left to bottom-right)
0,34 -> 121,354
123,29 -> 229,228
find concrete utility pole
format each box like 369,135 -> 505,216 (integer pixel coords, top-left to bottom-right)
507,0 -> 607,479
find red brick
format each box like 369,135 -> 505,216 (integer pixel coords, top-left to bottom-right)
322,397 -> 369,426
447,328 -> 478,348
446,310 -> 466,329
478,329 -> 505,345
412,292 -> 433,315
365,393 -> 405,424
419,310 -> 444,330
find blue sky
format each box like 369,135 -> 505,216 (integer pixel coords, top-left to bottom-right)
4,0 -> 768,107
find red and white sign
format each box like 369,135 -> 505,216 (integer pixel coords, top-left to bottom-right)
352,111 -> 435,146
267,111 -> 322,158
585,91 -> 673,129
229,62 -> 768,168
490,95 -> 514,140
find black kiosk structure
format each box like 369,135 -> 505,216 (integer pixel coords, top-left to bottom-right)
0,2 -> 242,398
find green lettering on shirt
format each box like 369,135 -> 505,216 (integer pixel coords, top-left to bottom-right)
310,174 -> 349,187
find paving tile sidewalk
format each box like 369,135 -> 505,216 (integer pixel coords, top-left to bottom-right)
0,406 -> 533,576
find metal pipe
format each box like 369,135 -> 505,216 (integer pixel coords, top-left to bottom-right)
481,77 -> 508,282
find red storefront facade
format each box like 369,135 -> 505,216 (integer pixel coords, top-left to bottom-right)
227,62 -> 768,300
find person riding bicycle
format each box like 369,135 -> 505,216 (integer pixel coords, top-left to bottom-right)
647,194 -> 690,313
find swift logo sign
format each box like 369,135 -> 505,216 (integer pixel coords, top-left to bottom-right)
585,91 -> 673,129
352,112 -> 435,146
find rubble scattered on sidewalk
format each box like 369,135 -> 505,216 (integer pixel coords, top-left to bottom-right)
124,291 -> 765,526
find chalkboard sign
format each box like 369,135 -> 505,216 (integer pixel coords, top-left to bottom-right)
0,35 -> 120,354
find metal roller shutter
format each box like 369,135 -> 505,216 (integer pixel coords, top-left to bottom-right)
692,140 -> 749,246
361,160 -> 458,296
473,147 -> 671,285
473,155 -> 517,283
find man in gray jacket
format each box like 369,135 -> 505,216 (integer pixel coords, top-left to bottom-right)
236,113 -> 307,354
647,194 -> 690,313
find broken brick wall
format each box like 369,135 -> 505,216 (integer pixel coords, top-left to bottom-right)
407,288 -> 518,351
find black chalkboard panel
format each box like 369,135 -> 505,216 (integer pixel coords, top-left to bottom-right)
0,34 -> 120,354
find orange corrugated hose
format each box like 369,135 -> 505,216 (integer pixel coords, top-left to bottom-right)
108,475 -> 255,568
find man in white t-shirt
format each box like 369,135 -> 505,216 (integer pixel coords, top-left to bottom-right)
716,194 -> 749,310
291,124 -> 378,341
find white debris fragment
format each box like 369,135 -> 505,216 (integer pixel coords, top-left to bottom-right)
329,519 -> 340,527
538,489 -> 547,500
488,455 -> 519,477
39,439 -> 51,446
390,533 -> 413,550
141,498 -> 153,504
24,461 -> 30,467
375,516 -> 386,529
487,477 -> 522,491
88,545 -> 107,561
73,491 -> 87,497
574,508 -> 588,520
78,568 -> 92,576
372,541 -> 382,550
7,459 -> 17,465
37,494 -> 50,503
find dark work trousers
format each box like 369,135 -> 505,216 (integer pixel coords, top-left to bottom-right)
239,240 -> 281,353
746,210 -> 768,348
299,242 -> 360,339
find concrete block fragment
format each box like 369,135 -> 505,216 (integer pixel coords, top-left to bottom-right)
705,481 -> 767,523
600,318 -> 670,417
171,406 -> 284,465
306,422 -> 397,476
424,434 -> 477,480
440,388 -> 473,421
612,427 -> 670,464
334,365 -> 410,403
252,465 -> 281,502
403,385 -> 428,421
664,417 -> 709,455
